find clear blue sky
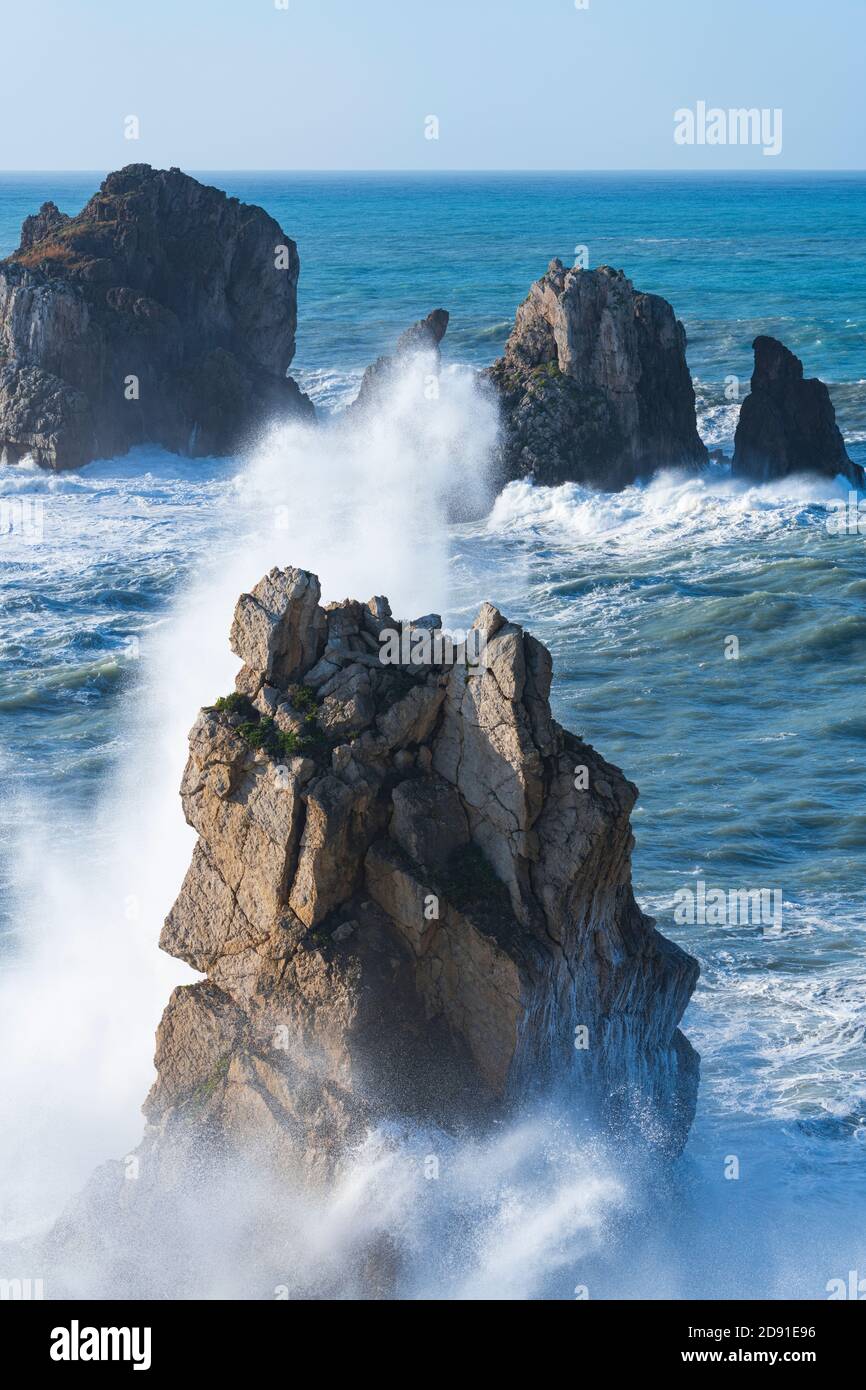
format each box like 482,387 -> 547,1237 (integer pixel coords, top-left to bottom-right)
2,0 -> 862,170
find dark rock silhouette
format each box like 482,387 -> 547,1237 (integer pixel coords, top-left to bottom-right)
732,336 -> 863,487
0,165 -> 313,469
349,309 -> 449,413
16,200 -> 71,254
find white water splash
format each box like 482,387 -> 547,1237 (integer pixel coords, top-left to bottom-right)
0,359 -> 498,1244
485,466 -> 857,553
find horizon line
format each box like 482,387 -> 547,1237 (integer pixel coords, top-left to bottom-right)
2,167 -> 866,177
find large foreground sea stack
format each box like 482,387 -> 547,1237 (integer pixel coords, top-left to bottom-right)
488,260 -> 707,490
45,567 -> 699,1295
153,570 -> 697,1165
0,165 -> 313,469
732,335 -> 864,486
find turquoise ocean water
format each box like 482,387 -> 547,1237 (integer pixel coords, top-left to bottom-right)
0,173 -> 864,1298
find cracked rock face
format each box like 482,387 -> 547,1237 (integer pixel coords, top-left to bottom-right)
0,165 -> 314,469
135,563 -> 699,1189
732,335 -> 864,487
43,565 -> 700,1294
487,260 -> 707,490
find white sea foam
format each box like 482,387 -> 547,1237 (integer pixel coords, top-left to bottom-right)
484,466 -> 856,556
294,365 -> 363,413
0,358 -> 498,1245
695,398 -> 740,449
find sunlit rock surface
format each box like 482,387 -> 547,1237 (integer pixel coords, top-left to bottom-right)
45,565 -> 699,1296
487,260 -> 706,489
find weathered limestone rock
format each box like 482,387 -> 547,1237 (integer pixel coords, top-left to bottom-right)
230,567 -> 326,686
389,777 -> 470,872
376,679 -> 445,747
162,840 -> 265,975
487,260 -> 707,489
44,561 -> 701,1295
287,772 -> 377,927
732,335 -> 864,486
140,562 -> 699,1182
144,981 -> 244,1120
0,165 -> 314,469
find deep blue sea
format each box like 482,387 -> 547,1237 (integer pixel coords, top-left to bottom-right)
0,173 -> 864,1299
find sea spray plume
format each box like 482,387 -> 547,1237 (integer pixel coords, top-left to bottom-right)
40,561 -> 699,1296
244,355 -> 499,587
347,309 -> 450,416
0,363 -> 498,1268
42,1109 -> 637,1299
338,307 -> 494,523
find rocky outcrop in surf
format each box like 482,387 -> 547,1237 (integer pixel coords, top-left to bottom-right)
42,564 -> 699,1294
348,309 -> 449,414
152,567 -> 696,1164
0,165 -> 313,469
487,260 -> 707,490
732,336 -> 864,487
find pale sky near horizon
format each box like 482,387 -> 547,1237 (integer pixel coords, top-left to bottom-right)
2,0 -> 862,171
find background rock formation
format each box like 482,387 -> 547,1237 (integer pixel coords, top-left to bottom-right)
349,309 -> 449,414
487,260 -> 707,490
0,165 -> 313,469
732,335 -> 864,486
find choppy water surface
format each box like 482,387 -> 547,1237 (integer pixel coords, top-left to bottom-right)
0,174 -> 864,1298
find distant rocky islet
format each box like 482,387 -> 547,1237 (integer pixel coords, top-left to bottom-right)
0,164 -> 860,489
